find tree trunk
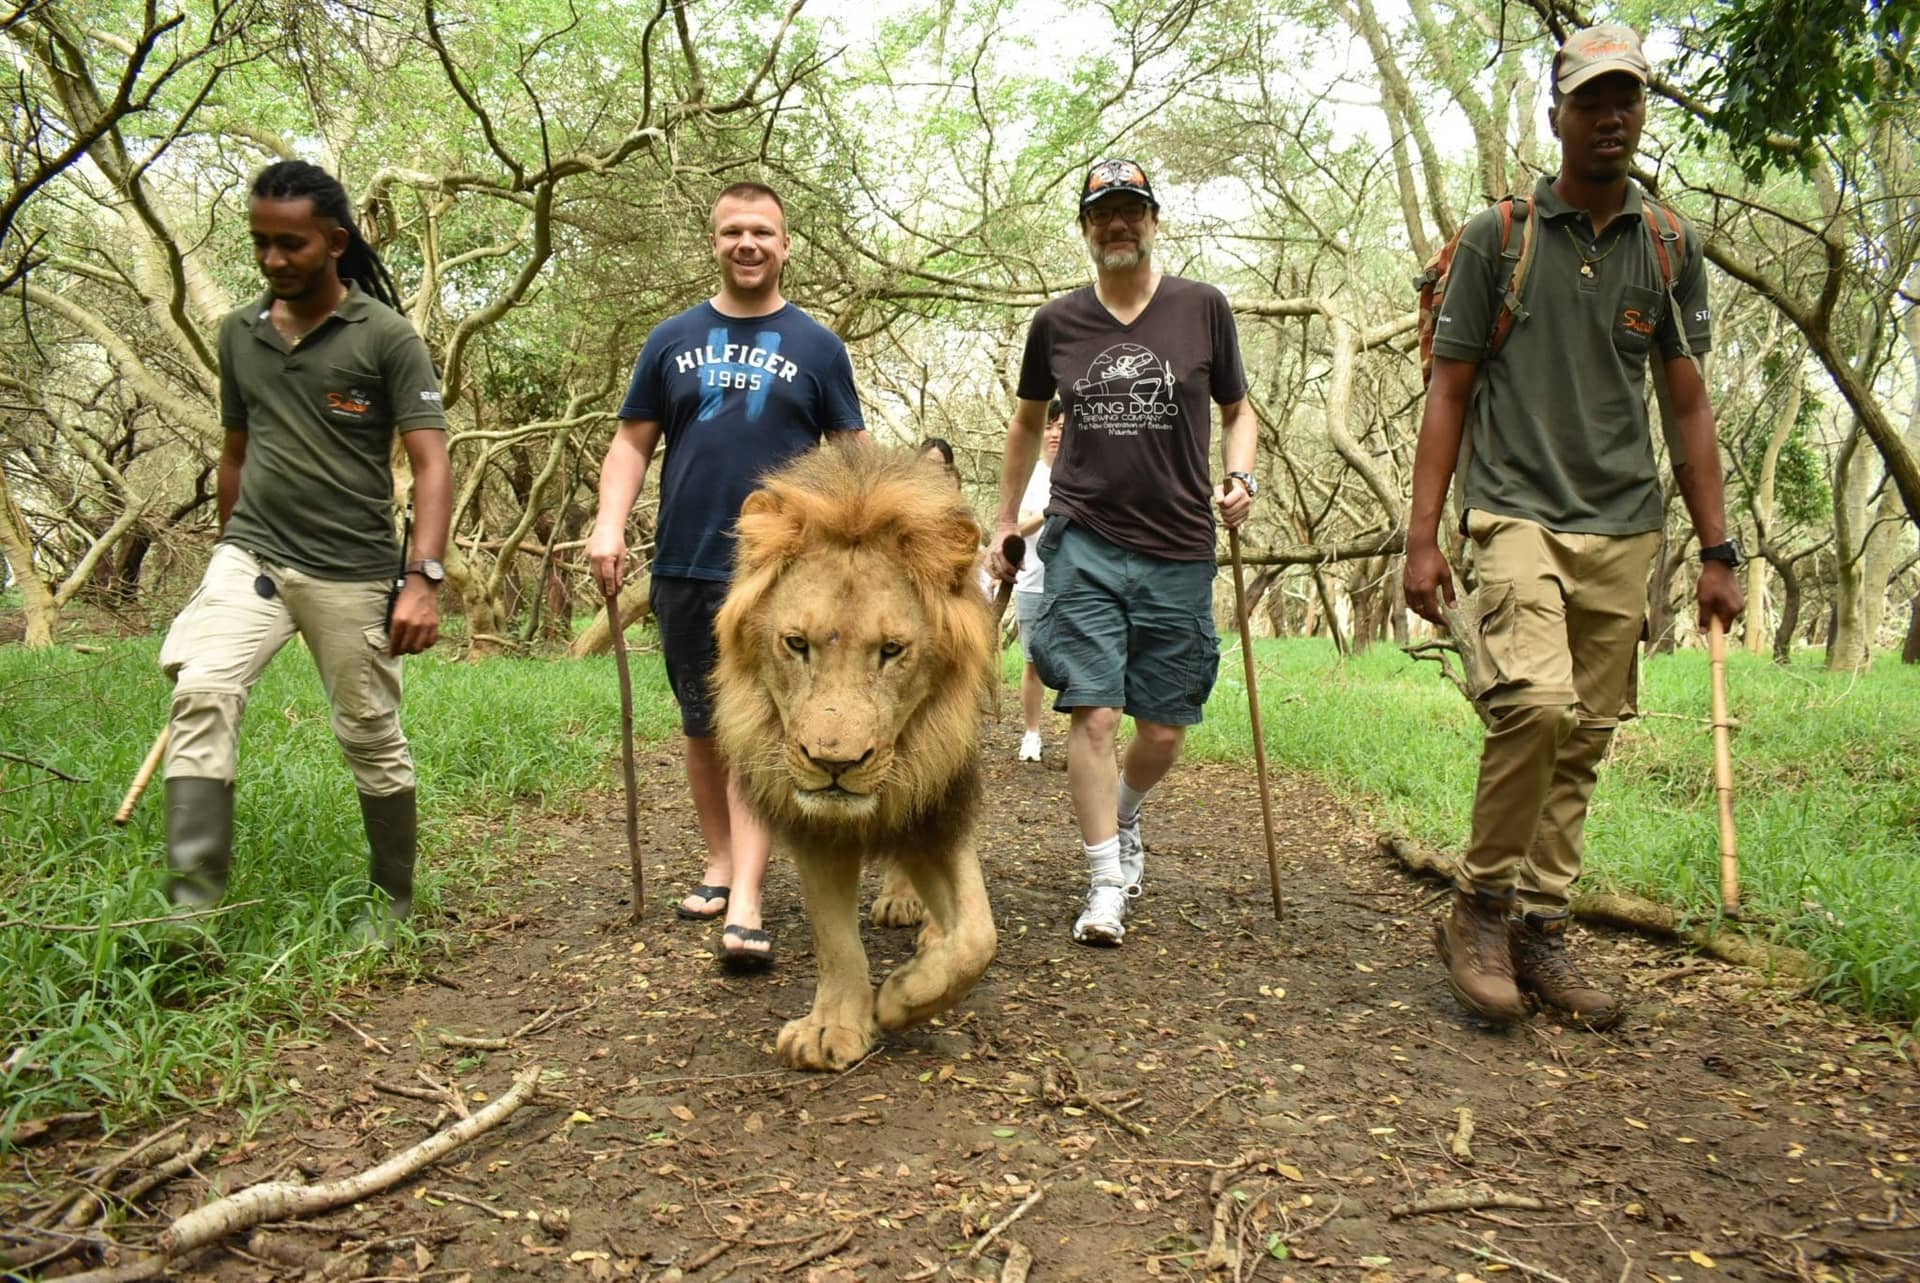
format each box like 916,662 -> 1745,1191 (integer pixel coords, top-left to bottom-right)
1242,566 -> 1279,629
1771,555 -> 1803,666
0,468 -> 57,647
1346,562 -> 1379,653
1645,528 -> 1684,655
1827,421 -> 1873,672
1902,595 -> 1920,664
1747,361 -> 1804,653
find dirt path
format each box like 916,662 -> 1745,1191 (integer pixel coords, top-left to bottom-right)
25,719 -> 1920,1281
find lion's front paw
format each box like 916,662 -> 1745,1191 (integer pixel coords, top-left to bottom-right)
868,891 -> 925,928
876,942 -> 991,1031
777,1012 -> 877,1071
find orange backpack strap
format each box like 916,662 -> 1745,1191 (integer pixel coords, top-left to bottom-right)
1484,196 -> 1535,361
1642,197 -> 1683,285
1641,196 -> 1700,367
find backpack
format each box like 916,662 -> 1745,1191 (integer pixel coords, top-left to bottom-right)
1415,196 -> 1538,387
1414,191 -> 1696,385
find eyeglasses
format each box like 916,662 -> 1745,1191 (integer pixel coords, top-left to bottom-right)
1085,202 -> 1151,226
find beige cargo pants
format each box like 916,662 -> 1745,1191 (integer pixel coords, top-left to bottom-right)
158,544 -> 414,795
1457,512 -> 1660,916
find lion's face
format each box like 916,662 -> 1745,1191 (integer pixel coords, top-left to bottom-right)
713,447 -> 992,840
752,547 -> 940,819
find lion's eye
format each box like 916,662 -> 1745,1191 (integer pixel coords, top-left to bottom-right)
879,640 -> 906,662
784,635 -> 809,657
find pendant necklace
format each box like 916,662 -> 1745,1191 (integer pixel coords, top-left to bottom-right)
1564,225 -> 1624,278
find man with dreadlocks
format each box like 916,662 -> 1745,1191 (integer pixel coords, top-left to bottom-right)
155,160 -> 452,946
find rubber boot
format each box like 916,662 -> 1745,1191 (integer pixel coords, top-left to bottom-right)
1510,911 -> 1622,1029
165,777 -> 235,909
1432,885 -> 1528,1023
350,789 -> 416,947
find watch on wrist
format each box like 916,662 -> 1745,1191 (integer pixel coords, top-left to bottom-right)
1698,540 -> 1743,569
406,557 -> 447,588
1227,470 -> 1258,499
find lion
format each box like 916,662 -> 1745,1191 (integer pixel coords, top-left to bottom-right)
713,445 -> 998,1072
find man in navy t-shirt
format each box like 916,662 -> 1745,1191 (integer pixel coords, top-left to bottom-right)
588,181 -> 866,968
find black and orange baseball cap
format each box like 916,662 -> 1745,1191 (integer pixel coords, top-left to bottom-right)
1079,159 -> 1157,212
1553,25 -> 1650,94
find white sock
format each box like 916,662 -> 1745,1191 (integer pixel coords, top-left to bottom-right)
1084,836 -> 1123,887
1117,778 -> 1150,824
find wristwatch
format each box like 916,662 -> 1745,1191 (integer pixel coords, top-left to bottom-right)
406,557 -> 447,588
1698,540 -> 1743,569
1226,470 -> 1259,499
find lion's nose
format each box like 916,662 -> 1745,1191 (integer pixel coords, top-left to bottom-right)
806,746 -> 875,778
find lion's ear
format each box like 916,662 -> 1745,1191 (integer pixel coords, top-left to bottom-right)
917,508 -> 982,596
735,488 -> 800,572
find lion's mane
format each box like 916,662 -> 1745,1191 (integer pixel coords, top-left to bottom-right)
712,446 -> 992,854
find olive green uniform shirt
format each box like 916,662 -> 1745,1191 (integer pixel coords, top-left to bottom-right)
1431,177 -> 1712,535
217,283 -> 445,579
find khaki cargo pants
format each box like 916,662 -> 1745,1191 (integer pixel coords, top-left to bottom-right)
1457,512 -> 1660,915
158,544 -> 414,795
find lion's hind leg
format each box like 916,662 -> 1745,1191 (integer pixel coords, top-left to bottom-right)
875,841 -> 996,1032
777,850 -> 878,1072
868,856 -> 926,927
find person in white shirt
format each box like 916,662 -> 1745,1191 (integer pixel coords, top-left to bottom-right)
1013,402 -> 1065,761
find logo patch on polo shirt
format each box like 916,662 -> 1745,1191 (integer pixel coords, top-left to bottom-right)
326,387 -> 375,418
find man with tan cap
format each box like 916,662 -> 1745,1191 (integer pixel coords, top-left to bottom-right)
987,159 -> 1255,947
1404,26 -> 1744,1027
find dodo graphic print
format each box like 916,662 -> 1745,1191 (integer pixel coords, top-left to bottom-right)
1072,343 -> 1178,434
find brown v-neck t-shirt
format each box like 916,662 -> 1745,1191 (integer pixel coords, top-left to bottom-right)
1016,276 -> 1247,561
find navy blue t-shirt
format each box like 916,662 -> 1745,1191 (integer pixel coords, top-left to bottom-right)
619,301 -> 864,581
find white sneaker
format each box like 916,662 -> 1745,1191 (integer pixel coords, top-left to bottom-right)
1117,811 -> 1145,892
1017,731 -> 1043,762
1072,883 -> 1130,946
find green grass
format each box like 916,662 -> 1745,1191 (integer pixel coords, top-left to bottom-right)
4,630 -> 1916,1138
0,636 -> 679,1137
1187,638 -> 1920,1024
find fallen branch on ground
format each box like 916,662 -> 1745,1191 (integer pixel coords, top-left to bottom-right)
1378,835 -> 1814,978
1456,1238 -> 1578,1283
437,1000 -> 594,1050
1390,1187 -> 1551,1218
1203,1152 -> 1263,1274
778,1225 -> 855,1273
968,1188 -> 1044,1263
56,1067 -> 543,1283
1448,1108 -> 1475,1164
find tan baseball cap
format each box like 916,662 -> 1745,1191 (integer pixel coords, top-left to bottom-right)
1554,24 -> 1650,94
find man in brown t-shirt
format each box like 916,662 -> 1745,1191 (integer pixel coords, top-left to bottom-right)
988,159 -> 1256,947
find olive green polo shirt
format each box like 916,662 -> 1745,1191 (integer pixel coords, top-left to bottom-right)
1432,177 -> 1713,535
217,282 -> 445,580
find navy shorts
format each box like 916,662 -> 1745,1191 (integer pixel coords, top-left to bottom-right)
649,574 -> 731,739
1028,518 -> 1220,727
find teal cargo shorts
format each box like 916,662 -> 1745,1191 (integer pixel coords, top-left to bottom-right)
1028,517 -> 1221,726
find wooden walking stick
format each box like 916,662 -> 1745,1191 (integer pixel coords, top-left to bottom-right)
604,586 -> 644,921
1709,616 -> 1739,912
114,727 -> 170,825
988,536 -> 1025,721
1227,525 -> 1283,920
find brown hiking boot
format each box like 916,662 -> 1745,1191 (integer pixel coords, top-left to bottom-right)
1510,911 -> 1622,1029
1432,887 -> 1528,1023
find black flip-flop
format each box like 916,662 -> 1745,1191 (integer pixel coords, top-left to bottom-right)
675,884 -> 732,920
719,924 -> 774,972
